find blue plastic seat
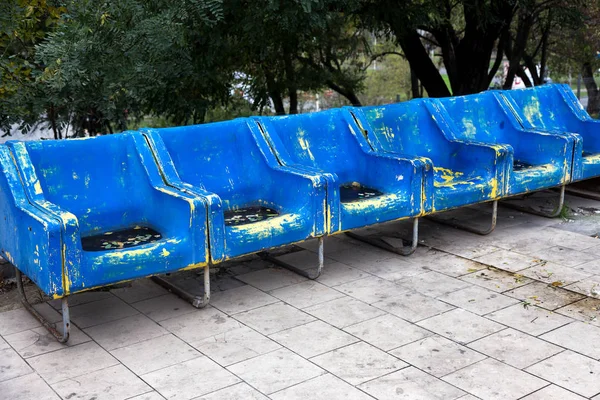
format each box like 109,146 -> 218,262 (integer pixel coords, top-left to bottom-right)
251,108 -> 429,233
3,132 -> 208,297
499,84 -> 600,181
350,98 -> 512,213
142,118 -> 327,263
431,92 -> 574,195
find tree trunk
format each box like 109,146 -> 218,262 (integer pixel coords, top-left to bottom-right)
48,105 -> 60,140
582,62 -> 600,116
410,66 -> 421,99
326,80 -> 362,106
397,29 -> 450,98
264,70 -> 285,115
503,11 -> 534,90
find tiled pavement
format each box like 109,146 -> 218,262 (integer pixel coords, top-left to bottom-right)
4,194 -> 600,399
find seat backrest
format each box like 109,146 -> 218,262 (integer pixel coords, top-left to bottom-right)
24,133 -> 151,232
437,92 -> 513,142
154,119 -> 270,206
361,99 -> 452,166
504,85 -> 581,132
263,109 -> 367,183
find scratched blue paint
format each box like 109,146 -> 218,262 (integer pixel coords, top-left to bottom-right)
252,108 -> 427,233
431,92 -> 573,195
499,84 -> 600,181
2,132 -> 209,297
353,98 -> 511,212
142,118 -> 327,263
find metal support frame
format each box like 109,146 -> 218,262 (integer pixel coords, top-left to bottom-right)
501,185 -> 565,218
345,217 -> 419,256
15,268 -> 70,343
564,186 -> 600,202
151,264 -> 210,308
428,201 -> 498,235
260,236 -> 324,279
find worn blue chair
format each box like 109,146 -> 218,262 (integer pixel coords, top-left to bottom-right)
142,118 -> 327,278
499,84 -> 600,183
349,98 -> 512,234
3,132 -> 210,342
430,91 -> 574,217
251,108 -> 430,255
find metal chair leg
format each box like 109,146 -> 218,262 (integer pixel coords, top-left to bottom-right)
151,264 -> 210,308
345,217 -> 419,256
501,185 -> 565,218
261,236 -> 324,279
564,185 -> 600,202
15,268 -> 70,343
428,201 -> 498,236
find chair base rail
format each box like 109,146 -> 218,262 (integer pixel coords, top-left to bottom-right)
564,185 -> 600,202
501,185 -> 565,218
345,217 -> 419,256
428,201 -> 498,236
260,236 -> 324,279
151,264 -> 210,308
16,268 -> 70,343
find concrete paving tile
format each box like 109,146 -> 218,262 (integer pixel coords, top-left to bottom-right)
327,247 -> 397,271
533,227 -> 600,251
70,296 -> 139,329
334,277 -> 409,304
84,313 -> 167,351
269,320 -> 358,358
28,341 -> 118,384
373,290 -> 455,322
460,268 -> 532,292
423,253 -> 487,277
565,275 -> 600,298
444,358 -> 547,400
303,297 -> 386,328
486,303 -> 573,336
52,364 -> 151,400
540,321 -> 600,359
396,271 -> 472,297
0,335 -> 8,350
391,335 -> 486,377
521,262 -> 593,286
311,341 -> 406,385
49,291 -> 113,309
159,307 -> 242,343
521,385 -> 586,400
236,267 -> 307,291
344,314 -> 433,351
468,328 -> 562,369
131,294 -> 199,322
194,382 -> 268,399
270,373 -> 374,400
474,249 -> 543,272
0,348 -> 33,382
417,309 -> 504,344
111,333 -> 201,375
143,356 -> 240,399
0,373 -> 60,400
526,351 -> 600,398
127,392 -> 166,400
504,281 -> 585,310
312,262 -> 371,287
4,324 -> 90,358
555,297 -> 600,326
227,348 -> 323,394
437,285 -> 520,315
345,255 -> 430,281
572,259 -> 600,276
209,285 -> 279,315
0,306 -> 57,336
234,302 -> 315,335
436,241 -> 501,260
193,325 -> 280,366
529,246 -> 596,267
358,366 -> 465,400
269,281 -> 345,309
111,279 -> 168,303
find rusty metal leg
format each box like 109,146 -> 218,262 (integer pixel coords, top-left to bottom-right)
345,217 -> 419,256
15,268 -> 70,343
151,264 -> 210,308
429,201 -> 498,235
261,236 -> 324,279
501,185 -> 565,218
564,185 -> 600,201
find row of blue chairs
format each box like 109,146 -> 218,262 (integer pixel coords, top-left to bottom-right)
1,83 -> 598,342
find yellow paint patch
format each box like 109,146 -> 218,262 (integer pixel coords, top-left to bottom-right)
161,248 -> 170,257
34,181 -> 43,195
